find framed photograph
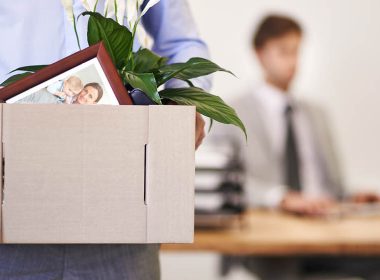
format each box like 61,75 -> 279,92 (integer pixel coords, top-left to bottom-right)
0,42 -> 133,105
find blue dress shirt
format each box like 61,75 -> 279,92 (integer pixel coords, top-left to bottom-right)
0,0 -> 211,90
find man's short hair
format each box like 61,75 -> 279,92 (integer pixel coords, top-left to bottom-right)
85,82 -> 103,103
253,15 -> 302,49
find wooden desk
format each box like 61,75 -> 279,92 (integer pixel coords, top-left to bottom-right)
162,210 -> 380,256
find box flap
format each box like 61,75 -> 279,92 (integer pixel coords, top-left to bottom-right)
146,105 -> 195,243
2,104 -> 148,243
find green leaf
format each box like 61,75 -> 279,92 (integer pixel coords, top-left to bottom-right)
155,57 -> 234,86
184,80 -> 195,87
82,11 -> 133,68
2,64 -> 48,87
1,72 -> 33,87
123,71 -> 162,104
133,48 -> 168,73
160,87 -> 247,139
208,118 -> 214,133
9,65 -> 47,74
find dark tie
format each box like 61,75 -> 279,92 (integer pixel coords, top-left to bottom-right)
284,104 -> 301,191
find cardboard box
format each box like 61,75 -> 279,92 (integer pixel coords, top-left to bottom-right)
0,104 -> 195,244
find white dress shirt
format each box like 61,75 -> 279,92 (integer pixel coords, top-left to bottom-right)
252,83 -> 328,206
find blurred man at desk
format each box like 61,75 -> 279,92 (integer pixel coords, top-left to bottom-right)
218,14 -> 380,279
227,14 -> 379,215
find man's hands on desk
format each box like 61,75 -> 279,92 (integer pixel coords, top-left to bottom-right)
350,192 -> 380,203
280,192 -> 335,216
280,191 -> 380,216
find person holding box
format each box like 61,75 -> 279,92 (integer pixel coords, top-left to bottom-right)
0,0 -> 208,279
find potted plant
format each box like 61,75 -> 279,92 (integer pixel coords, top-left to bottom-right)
1,0 -> 246,138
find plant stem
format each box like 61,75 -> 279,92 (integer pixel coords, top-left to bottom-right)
114,0 -> 118,23
72,8 -> 82,50
93,0 -> 99,12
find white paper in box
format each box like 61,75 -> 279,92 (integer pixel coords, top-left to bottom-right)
0,104 -> 195,244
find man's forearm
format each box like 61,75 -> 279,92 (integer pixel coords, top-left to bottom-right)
142,0 -> 212,90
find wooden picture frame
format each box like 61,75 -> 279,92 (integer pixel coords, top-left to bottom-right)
0,42 -> 133,105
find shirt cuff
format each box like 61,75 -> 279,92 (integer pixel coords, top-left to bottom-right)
264,186 -> 287,208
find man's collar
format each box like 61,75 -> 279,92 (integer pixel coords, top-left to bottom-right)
254,82 -> 294,113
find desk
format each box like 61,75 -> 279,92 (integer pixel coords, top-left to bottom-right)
162,210 -> 380,256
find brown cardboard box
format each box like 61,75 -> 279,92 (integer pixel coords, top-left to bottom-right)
0,104 -> 195,243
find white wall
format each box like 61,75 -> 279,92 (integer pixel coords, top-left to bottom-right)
188,0 -> 380,192
161,1 -> 380,279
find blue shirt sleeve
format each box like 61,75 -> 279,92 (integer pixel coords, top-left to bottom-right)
0,0 -> 212,91
141,0 -> 212,91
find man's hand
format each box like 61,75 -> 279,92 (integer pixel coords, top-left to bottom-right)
281,192 -> 336,216
349,192 -> 380,203
195,112 -> 205,150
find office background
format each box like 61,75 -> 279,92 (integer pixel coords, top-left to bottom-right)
161,0 -> 380,279
193,0 -> 380,191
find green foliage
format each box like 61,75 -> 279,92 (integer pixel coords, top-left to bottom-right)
133,48 -> 168,73
1,65 -> 47,87
83,11 -> 133,68
123,71 -> 161,104
160,87 -> 247,139
9,65 -> 47,74
1,10 -> 246,138
1,72 -> 33,87
155,57 -> 234,86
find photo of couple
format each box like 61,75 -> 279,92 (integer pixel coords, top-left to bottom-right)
6,58 -> 119,105
16,76 -> 103,105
